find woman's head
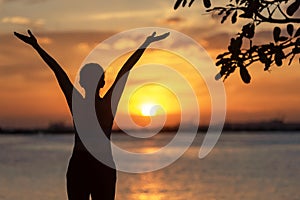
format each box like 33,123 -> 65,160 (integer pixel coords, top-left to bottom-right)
79,63 -> 105,92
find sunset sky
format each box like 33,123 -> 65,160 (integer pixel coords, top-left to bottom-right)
0,0 -> 299,129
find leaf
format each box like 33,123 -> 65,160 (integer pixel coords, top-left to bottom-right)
287,0 -> 300,16
273,27 -> 281,43
216,55 -> 223,59
188,0 -> 195,7
240,0 -> 247,5
228,38 -> 242,53
203,0 -> 211,8
275,49 -> 285,66
215,73 -> 222,80
294,28 -> 300,37
264,62 -> 271,71
218,9 -> 226,15
174,0 -> 183,9
240,67 -> 251,84
231,11 -> 237,24
296,38 -> 300,46
287,24 -> 294,36
292,47 -> 300,54
258,50 -> 267,63
288,54 -> 295,65
221,14 -> 228,23
235,37 -> 243,49
216,59 -> 223,66
242,23 -> 255,39
279,36 -> 289,41
239,11 -> 253,18
275,53 -> 283,66
216,52 -> 230,59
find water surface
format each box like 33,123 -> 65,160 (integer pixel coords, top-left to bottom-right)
0,132 -> 299,200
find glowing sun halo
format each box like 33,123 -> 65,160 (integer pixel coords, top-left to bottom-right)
140,103 -> 158,116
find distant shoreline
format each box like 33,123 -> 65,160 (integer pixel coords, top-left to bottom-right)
1,119 -> 300,135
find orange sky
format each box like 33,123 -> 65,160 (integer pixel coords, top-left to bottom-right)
0,0 -> 299,128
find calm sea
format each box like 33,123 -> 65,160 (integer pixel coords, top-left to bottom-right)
0,132 -> 300,200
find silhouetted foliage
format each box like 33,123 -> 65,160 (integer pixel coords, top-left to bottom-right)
174,0 -> 300,83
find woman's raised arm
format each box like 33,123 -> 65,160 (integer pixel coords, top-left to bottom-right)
14,30 -> 79,110
104,31 -> 170,114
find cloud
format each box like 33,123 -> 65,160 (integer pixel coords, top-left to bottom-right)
90,10 -> 162,20
1,16 -> 45,27
0,30 -> 116,128
37,36 -> 53,44
180,25 -> 272,52
176,26 -> 232,51
1,29 -> 300,128
0,30 -> 115,79
113,38 -> 137,50
2,16 -> 30,25
160,16 -> 186,25
1,0 -> 47,4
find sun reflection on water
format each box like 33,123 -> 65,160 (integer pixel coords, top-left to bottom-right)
126,173 -> 166,200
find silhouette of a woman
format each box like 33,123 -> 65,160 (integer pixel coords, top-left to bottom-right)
14,30 -> 169,200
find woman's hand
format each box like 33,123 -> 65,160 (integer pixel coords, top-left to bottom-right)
14,30 -> 38,46
146,32 -> 170,44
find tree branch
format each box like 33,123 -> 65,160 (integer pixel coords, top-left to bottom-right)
255,11 -> 300,24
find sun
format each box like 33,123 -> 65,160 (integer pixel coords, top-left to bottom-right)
128,83 -> 179,117
126,83 -> 181,128
140,103 -> 158,116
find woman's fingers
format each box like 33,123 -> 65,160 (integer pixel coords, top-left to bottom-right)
28,30 -> 34,38
155,32 -> 170,41
14,32 -> 21,37
14,32 -> 26,40
14,31 -> 35,45
159,32 -> 170,39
